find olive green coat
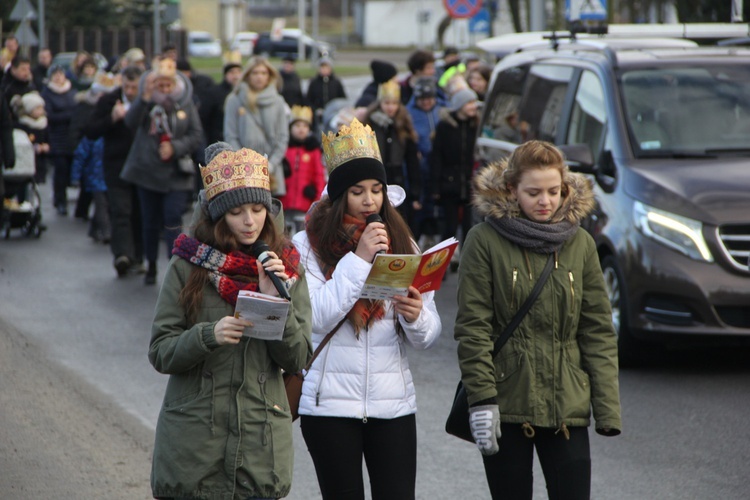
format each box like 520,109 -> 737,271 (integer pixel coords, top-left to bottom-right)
149,256 -> 312,499
455,163 -> 621,435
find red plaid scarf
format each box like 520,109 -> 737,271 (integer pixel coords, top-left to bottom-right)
308,213 -> 387,335
172,234 -> 300,306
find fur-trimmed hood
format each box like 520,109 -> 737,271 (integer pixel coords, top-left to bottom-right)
472,158 -> 596,224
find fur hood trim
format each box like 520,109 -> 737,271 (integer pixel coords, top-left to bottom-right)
472,158 -> 596,224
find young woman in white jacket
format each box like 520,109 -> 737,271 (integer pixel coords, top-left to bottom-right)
292,118 -> 442,500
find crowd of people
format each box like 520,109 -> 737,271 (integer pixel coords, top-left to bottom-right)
1,35 -> 621,500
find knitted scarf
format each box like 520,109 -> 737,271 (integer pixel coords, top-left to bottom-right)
307,213 -> 386,335
487,215 -> 579,254
172,234 -> 300,306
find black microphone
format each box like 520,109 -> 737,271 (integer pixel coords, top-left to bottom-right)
252,241 -> 292,301
366,213 -> 385,262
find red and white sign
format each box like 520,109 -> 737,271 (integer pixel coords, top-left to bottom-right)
443,0 -> 483,19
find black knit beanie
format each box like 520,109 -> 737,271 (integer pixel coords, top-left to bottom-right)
370,60 -> 398,84
327,158 -> 387,202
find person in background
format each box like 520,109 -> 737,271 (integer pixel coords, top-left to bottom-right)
364,79 -> 421,235
176,58 -> 214,176
10,91 -> 49,187
85,65 -> 145,278
405,76 -> 442,246
278,105 -> 325,235
306,56 -> 347,132
429,83 -> 479,263
467,64 -> 492,102
120,57 -> 204,285
32,48 -> 52,91
455,140 -> 621,499
354,59 -> 397,108
279,55 -> 305,108
1,88 -> 17,228
292,118 -> 441,500
113,47 -> 148,73
1,55 -> 35,113
0,35 -> 19,72
149,141 -> 312,500
203,62 -> 242,145
70,53 -> 98,91
436,46 -> 462,88
41,64 -> 77,216
224,56 -> 289,198
160,43 -> 179,62
399,49 -> 437,106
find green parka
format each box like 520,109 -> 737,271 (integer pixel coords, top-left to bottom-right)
149,256 -> 312,499
455,162 -> 621,436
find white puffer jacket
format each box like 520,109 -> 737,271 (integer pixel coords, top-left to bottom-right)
292,231 -> 442,420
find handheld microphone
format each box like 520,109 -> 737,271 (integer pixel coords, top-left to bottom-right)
366,213 -> 385,262
252,241 -> 292,301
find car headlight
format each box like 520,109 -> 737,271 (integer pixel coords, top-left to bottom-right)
633,201 -> 713,262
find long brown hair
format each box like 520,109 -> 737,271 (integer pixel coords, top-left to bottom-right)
307,189 -> 415,268
365,99 -> 418,144
179,207 -> 292,324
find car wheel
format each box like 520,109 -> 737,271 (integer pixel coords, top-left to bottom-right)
601,255 -> 647,366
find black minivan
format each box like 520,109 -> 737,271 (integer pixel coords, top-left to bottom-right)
475,36 -> 750,361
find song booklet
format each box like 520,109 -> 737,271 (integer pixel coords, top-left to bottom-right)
234,290 -> 290,341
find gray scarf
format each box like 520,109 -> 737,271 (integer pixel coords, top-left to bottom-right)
487,216 -> 578,254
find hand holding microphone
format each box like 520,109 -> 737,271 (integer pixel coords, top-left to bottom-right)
252,241 -> 292,301
355,214 -> 389,263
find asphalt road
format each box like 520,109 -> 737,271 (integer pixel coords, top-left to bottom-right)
1,75 -> 749,499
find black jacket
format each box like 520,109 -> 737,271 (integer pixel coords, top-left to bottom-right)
84,87 -> 135,188
280,70 -> 305,108
1,72 -> 35,115
0,92 -> 14,170
307,74 -> 346,112
429,110 -> 478,201
203,80 -> 233,145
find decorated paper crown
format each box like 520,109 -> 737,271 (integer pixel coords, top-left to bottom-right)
290,105 -> 313,125
322,118 -> 382,174
377,78 -> 401,101
200,147 -> 271,220
154,57 -> 177,80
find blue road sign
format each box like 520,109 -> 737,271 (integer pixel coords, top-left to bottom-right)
566,0 -> 607,22
444,0 -> 483,19
469,8 -> 490,34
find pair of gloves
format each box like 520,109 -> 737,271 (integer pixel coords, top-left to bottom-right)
469,404 -> 502,456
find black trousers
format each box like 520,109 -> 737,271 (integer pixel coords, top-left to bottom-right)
482,423 -> 591,500
300,414 -> 417,500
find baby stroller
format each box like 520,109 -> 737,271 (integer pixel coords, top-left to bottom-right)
2,129 -> 44,238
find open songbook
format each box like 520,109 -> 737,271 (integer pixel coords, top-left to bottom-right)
234,290 -> 290,341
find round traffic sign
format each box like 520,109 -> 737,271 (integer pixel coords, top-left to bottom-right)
443,0 -> 483,19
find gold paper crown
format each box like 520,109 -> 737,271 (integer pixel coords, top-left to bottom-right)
321,118 -> 382,173
377,79 -> 401,101
290,105 -> 313,125
155,58 -> 177,80
200,148 -> 270,201
446,75 -> 469,95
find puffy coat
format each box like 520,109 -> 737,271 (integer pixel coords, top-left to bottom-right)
149,256 -> 313,499
120,72 -> 203,194
41,82 -> 77,155
278,135 -> 325,214
455,163 -> 622,435
70,136 -> 106,193
292,230 -> 442,420
429,109 -> 478,202
224,81 -> 289,196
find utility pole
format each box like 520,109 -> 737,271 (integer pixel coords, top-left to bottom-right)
38,0 -> 45,49
154,0 -> 161,55
732,0 -> 744,22
298,0 -> 305,61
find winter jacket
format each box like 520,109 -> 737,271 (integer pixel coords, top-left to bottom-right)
405,97 -> 441,159
455,163 -> 622,435
280,70 -> 305,108
149,256 -> 313,499
224,81 -> 289,196
1,71 -> 35,114
366,109 -> 421,201
120,72 -> 203,194
278,135 -> 325,214
0,92 -> 14,170
85,87 -> 135,189
70,136 -> 106,193
41,81 -> 77,155
291,230 -> 442,420
429,109 -> 478,201
203,79 -> 233,145
306,73 -> 346,113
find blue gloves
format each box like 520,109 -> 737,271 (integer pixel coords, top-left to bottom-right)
469,404 -> 502,455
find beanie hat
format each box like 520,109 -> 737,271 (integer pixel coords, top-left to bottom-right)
450,88 -> 478,112
47,64 -> 65,79
318,56 -> 333,68
322,118 -> 387,201
413,76 -> 437,99
200,142 -> 273,221
176,59 -> 192,72
223,62 -> 242,75
370,59 -> 397,84
21,91 -> 45,115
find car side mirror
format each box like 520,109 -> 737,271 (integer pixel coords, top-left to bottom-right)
559,143 -> 596,174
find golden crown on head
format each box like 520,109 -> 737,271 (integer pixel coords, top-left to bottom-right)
321,118 -> 382,174
155,57 -> 177,80
200,148 -> 270,202
377,78 -> 401,101
290,105 -> 313,125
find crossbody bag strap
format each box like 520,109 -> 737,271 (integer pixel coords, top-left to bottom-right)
491,253 -> 555,358
303,316 -> 347,373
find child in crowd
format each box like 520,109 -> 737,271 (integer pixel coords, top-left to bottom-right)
279,105 -> 326,235
70,134 -> 109,243
11,91 -> 50,188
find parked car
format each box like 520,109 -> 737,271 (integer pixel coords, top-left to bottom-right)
475,34 -> 750,363
230,31 -> 259,57
187,31 -> 222,58
253,29 -> 334,59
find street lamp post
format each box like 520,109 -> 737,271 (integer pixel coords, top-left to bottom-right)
154,0 -> 161,55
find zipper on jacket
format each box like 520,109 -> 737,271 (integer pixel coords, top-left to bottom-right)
203,370 -> 215,435
511,268 -> 518,309
568,271 -> 575,313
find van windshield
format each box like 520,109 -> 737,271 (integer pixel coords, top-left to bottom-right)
620,65 -> 750,157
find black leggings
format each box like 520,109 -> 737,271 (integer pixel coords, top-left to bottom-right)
482,423 -> 591,500
300,414 -> 417,500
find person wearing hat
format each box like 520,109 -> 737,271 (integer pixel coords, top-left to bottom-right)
149,141 -> 312,500
354,58 -> 398,108
306,56 -> 346,132
279,55 -> 304,108
120,56 -> 204,284
292,118 -> 441,500
278,105 -> 325,233
10,91 -> 50,188
429,83 -> 479,261
399,49 -> 437,106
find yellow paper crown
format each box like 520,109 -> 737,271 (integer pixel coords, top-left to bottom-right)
377,79 -> 401,101
155,58 -> 177,80
290,105 -> 313,125
321,118 -> 382,173
200,148 -> 270,202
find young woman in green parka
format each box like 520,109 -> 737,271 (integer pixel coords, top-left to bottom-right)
455,140 -> 621,500
148,142 -> 312,500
